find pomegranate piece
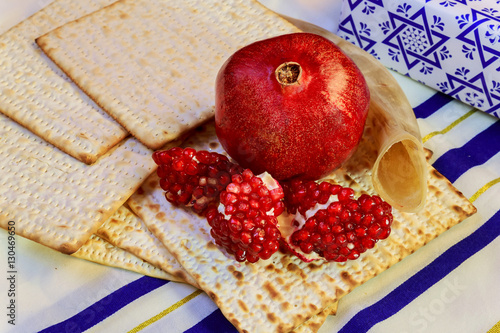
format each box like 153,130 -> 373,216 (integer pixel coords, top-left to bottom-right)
152,147 -> 242,215
206,169 -> 285,263
280,180 -> 393,262
215,32 -> 370,181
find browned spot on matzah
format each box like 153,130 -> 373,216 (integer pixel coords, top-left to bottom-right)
286,263 -> 308,279
60,242 -> 80,255
309,322 -> 322,332
155,212 -> 166,221
238,299 -> 249,313
325,274 -> 336,284
98,229 -> 113,241
232,270 -> 244,281
264,281 -> 282,301
209,142 -> 219,149
174,270 -> 189,282
147,204 -> 160,213
265,264 -> 275,271
265,263 -> 284,275
228,317 -> 243,333
341,271 -> 356,287
281,302 -> 291,311
451,204 -> 465,214
307,263 -> 322,272
283,282 -> 293,293
267,312 -> 278,324
431,168 -> 445,179
429,185 -> 442,197
335,287 -> 345,299
207,291 -> 218,303
207,242 -> 217,250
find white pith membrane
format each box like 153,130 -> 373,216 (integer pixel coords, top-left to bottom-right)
277,195 -> 340,262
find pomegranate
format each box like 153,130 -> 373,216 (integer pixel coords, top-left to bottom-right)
215,32 -> 370,181
153,147 -> 393,263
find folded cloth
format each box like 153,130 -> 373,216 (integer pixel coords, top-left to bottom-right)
2,1 -> 500,333
337,0 -> 500,119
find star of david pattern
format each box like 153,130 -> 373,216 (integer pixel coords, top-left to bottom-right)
337,0 -> 500,118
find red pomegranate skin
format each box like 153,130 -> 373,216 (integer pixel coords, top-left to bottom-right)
215,32 -> 370,181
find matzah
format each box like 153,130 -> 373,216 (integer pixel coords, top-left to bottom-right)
36,0 -> 301,150
0,112 -> 155,254
96,205 -> 199,287
127,120 -> 476,333
73,234 -> 175,281
95,202 -> 335,332
291,302 -> 338,333
92,203 -> 333,331
0,0 -> 127,164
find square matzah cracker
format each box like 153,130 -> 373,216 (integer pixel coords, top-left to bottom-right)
0,112 -> 155,254
127,121 -> 476,333
94,203 -> 333,331
36,0 -> 301,150
0,0 -> 127,164
92,202 -> 336,332
73,234 -> 175,281
95,205 -> 199,287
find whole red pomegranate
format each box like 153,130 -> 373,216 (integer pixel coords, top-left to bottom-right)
215,32 -> 370,181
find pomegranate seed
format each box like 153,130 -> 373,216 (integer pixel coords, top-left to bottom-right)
300,242 -> 314,254
321,233 -> 334,245
246,254 -> 259,263
327,202 -> 342,215
338,188 -> 354,201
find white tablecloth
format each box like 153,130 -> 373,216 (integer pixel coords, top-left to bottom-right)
1,1 -> 499,332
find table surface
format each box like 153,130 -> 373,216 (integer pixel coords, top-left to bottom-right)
1,1 -> 499,333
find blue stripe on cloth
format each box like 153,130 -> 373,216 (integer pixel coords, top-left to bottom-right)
184,309 -> 237,333
432,120 -> 500,183
339,209 -> 500,333
413,91 -> 454,119
38,276 -> 168,333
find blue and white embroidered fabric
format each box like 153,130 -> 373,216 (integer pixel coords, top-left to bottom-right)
337,0 -> 500,118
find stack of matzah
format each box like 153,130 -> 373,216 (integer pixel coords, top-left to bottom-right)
0,0 -> 477,332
